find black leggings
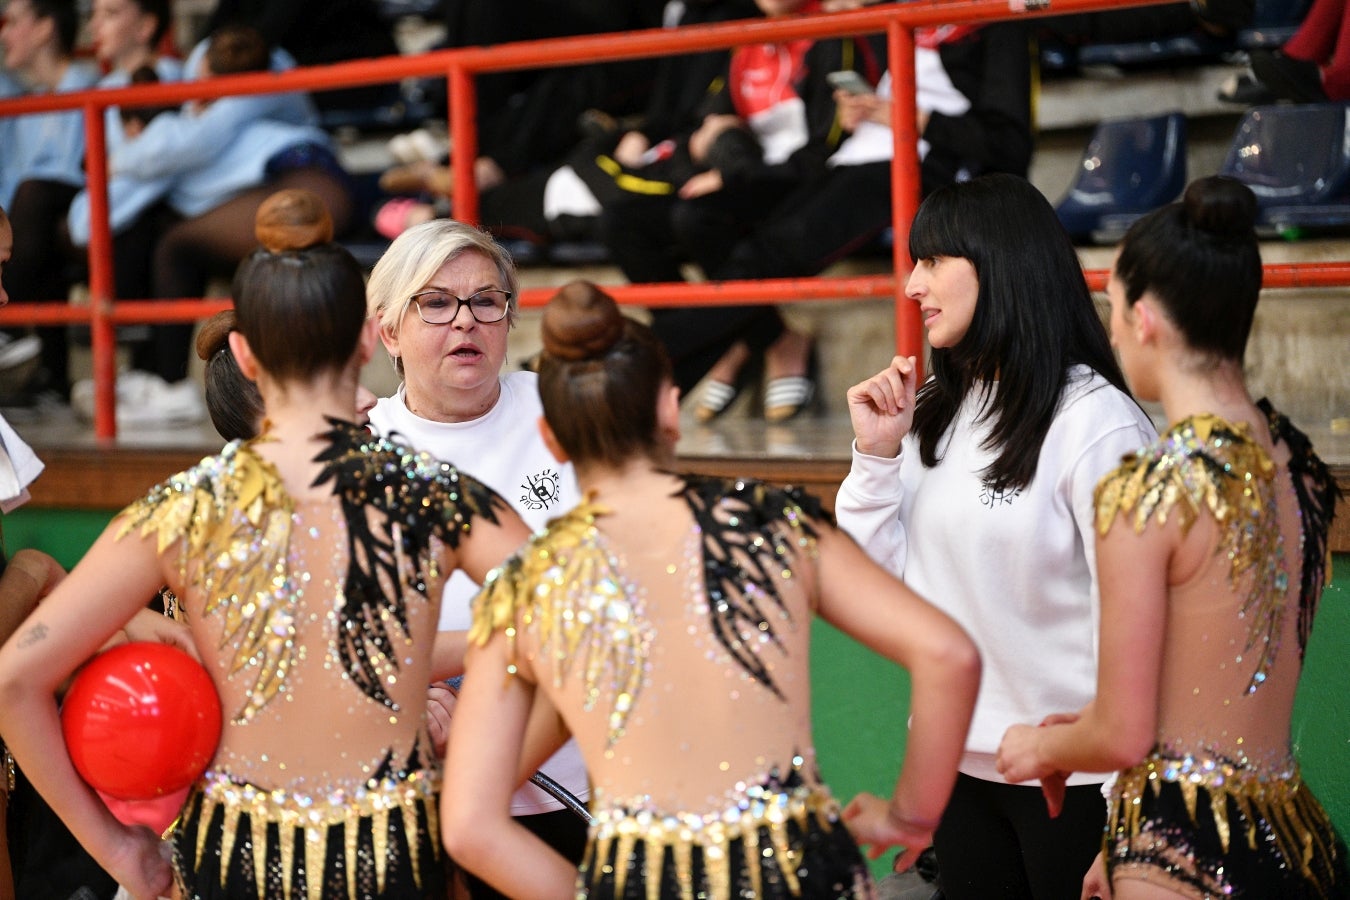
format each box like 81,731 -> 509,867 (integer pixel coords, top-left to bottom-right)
597,184 -> 795,395
3,179 -> 79,394
932,773 -> 1106,900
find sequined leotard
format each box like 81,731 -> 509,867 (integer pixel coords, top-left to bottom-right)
116,419 -> 510,900
472,474 -> 875,900
1093,403 -> 1347,899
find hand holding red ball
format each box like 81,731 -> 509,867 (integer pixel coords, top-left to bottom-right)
61,642 -> 222,830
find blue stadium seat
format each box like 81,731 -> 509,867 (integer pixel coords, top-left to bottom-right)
1237,0 -> 1312,49
1219,103 -> 1350,234
1055,111 -> 1188,243
1076,31 -> 1230,68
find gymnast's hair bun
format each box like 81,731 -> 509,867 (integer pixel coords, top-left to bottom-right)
196,309 -> 238,361
1183,175 -> 1257,239
541,280 -> 625,361
254,188 -> 334,253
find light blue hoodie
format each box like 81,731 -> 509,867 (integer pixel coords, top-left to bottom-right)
69,42 -> 325,244
108,43 -> 317,182
0,60 -> 102,209
68,116 -> 335,245
98,55 -> 186,157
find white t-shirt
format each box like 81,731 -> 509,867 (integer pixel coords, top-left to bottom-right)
835,367 -> 1156,785
368,370 -> 590,814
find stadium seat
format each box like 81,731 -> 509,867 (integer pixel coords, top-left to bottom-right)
1237,0 -> 1312,49
1219,102 -> 1350,234
1055,111 -> 1188,243
1076,31 -> 1231,68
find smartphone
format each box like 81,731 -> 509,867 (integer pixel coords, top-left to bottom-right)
827,70 -> 874,96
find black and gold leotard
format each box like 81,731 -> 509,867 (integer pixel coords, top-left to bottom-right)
1094,405 -> 1346,899
473,473 -> 875,900
117,419 -> 509,900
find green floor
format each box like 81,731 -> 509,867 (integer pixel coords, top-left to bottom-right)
6,508 -> 1348,881
809,557 -> 1350,877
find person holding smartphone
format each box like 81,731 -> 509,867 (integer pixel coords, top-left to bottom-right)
697,22 -> 1034,417
827,68 -> 875,95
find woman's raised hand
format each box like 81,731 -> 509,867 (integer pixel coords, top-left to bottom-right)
846,355 -> 919,458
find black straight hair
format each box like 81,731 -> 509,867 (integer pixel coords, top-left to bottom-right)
908,174 -> 1132,492
1114,175 -> 1262,364
132,0 -> 173,48
28,0 -> 80,56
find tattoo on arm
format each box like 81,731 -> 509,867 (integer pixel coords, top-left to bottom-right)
16,622 -> 48,648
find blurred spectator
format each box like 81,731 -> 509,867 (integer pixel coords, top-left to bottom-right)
384,0 -> 665,197
201,0 -> 400,113
1247,0 -> 1348,101
374,0 -> 761,247
594,0 -> 879,420
692,22 -> 1033,423
0,0 -> 101,404
64,25 -> 354,427
115,64 -> 175,138
1037,0 -> 1254,47
62,0 -> 185,377
718,22 -> 1033,276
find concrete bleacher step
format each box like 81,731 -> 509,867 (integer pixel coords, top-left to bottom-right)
277,58 -> 1350,450
473,237 -> 1350,449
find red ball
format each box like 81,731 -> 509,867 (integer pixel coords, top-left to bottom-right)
61,642 -> 222,802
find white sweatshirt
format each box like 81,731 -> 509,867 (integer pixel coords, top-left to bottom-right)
835,366 -> 1156,784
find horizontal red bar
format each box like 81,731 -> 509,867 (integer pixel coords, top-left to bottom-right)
5,261 -> 1343,328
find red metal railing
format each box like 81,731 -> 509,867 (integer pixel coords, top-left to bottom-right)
1,0 -> 1347,437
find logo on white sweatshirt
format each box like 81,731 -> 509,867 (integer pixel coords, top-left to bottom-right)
520,468 -> 563,511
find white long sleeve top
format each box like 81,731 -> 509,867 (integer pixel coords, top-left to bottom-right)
835,366 -> 1156,784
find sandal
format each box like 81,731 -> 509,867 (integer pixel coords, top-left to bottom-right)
695,380 -> 741,423
764,376 -> 816,423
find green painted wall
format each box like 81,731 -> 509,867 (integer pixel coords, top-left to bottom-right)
810,558 -> 1349,876
4,508 -> 1346,880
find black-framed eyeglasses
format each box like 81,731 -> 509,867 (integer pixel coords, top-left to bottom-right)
410,289 -> 512,325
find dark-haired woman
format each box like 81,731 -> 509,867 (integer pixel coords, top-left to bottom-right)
441,280 -> 982,900
996,176 -> 1348,898
196,307 -> 376,443
835,173 -> 1157,899
0,192 -> 530,899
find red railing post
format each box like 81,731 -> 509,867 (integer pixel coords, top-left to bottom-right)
888,20 -> 923,378
82,103 -> 118,440
448,63 -> 479,225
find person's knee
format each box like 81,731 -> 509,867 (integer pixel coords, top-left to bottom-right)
596,201 -> 638,245
668,198 -> 724,247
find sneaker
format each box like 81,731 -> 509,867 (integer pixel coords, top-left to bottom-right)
71,370 -> 206,427
386,127 -> 447,165
1217,72 -> 1278,105
1249,49 -> 1328,103
0,333 -> 41,371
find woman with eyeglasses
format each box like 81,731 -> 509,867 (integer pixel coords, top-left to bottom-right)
364,219 -> 589,900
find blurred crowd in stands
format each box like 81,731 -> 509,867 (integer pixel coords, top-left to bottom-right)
0,0 -> 1339,430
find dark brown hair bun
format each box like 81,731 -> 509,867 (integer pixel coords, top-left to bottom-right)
254,188 -> 334,253
195,309 -> 238,361
541,280 -> 626,361
1183,175 -> 1257,239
